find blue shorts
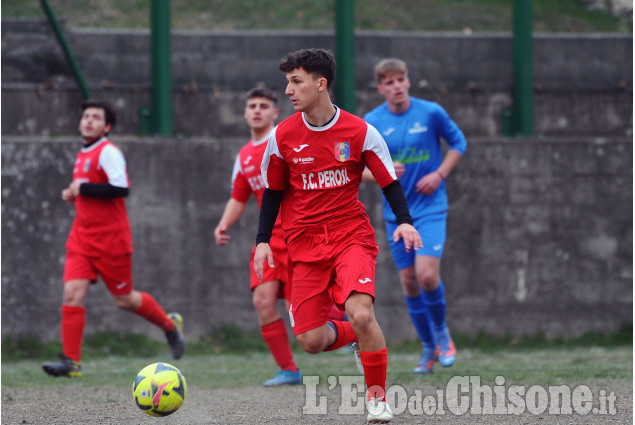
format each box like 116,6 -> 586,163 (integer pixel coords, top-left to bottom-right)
385,212 -> 447,270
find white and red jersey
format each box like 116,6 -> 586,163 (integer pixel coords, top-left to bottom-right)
66,137 -> 132,257
231,132 -> 284,235
261,108 -> 397,241
231,134 -> 272,208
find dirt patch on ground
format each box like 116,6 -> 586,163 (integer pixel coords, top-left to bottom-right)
2,381 -> 631,424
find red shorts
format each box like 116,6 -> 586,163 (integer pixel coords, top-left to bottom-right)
63,250 -> 133,296
286,218 -> 378,335
249,234 -> 290,301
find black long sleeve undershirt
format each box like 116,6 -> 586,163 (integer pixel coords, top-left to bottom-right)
256,188 -> 283,244
79,183 -> 129,198
382,180 -> 413,225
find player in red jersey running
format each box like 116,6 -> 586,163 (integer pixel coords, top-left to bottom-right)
254,48 -> 422,423
42,100 -> 184,378
215,87 -> 347,387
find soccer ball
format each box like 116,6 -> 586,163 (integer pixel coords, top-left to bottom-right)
132,362 -> 187,417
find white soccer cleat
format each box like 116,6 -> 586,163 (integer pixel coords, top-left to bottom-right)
350,342 -> 364,374
366,397 -> 393,423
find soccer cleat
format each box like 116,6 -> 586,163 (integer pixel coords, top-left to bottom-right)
165,312 -> 185,360
350,342 -> 364,374
42,353 -> 82,378
263,369 -> 303,387
366,397 -> 393,423
413,345 -> 438,374
435,327 -> 456,368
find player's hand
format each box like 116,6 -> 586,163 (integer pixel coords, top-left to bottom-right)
61,188 -> 75,203
393,161 -> 406,179
69,180 -> 83,197
253,242 -> 274,282
415,172 -> 443,195
214,224 -> 231,246
393,223 -> 423,253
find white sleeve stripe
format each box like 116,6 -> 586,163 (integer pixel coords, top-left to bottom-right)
230,154 -> 242,191
260,130 -> 282,188
98,144 -> 129,188
363,123 -> 396,179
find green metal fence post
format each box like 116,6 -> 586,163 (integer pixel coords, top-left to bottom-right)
512,0 -> 534,136
150,0 -> 173,135
39,0 -> 91,99
335,0 -> 356,113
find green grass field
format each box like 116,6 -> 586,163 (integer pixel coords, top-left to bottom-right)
2,329 -> 631,424
2,0 -> 631,32
2,346 -> 632,392
2,325 -> 632,389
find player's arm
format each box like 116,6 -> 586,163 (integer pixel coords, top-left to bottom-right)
70,144 -> 130,198
214,198 -> 247,246
382,181 -> 422,252
71,181 -> 129,198
362,161 -> 405,183
254,188 -> 283,281
363,124 -> 422,252
415,149 -> 462,195
416,106 -> 466,195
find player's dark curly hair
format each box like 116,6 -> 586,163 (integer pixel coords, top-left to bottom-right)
81,99 -> 117,129
279,48 -> 336,89
246,87 -> 278,104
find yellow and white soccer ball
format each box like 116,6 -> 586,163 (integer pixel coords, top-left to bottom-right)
132,362 -> 187,417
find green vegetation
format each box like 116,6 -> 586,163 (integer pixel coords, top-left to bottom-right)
2,0 -> 631,32
1,346 -> 631,390
2,324 -> 631,389
3,322 -> 631,362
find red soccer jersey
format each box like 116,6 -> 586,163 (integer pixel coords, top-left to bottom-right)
231,133 -> 283,233
65,138 -> 132,257
231,135 -> 271,208
261,108 -> 397,240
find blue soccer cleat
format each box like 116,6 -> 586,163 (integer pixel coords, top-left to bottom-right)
263,369 -> 303,387
413,345 -> 438,374
435,327 -> 456,368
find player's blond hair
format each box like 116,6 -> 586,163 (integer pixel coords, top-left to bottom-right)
374,58 -> 408,83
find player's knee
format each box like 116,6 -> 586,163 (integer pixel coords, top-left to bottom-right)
296,334 -> 323,354
348,309 -> 374,334
113,295 -> 135,311
417,269 -> 439,290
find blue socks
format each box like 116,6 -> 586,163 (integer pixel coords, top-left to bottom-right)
406,281 -> 448,348
423,281 -> 447,333
404,294 -> 434,348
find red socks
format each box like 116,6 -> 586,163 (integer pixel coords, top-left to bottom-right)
261,319 -> 298,372
360,348 -> 388,400
323,320 -> 358,351
61,305 -> 85,362
134,292 -> 173,331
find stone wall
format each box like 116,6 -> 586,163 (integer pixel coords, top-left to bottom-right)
1,20 -> 632,138
2,135 -> 631,342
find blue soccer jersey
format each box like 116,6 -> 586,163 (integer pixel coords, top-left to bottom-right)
364,97 -> 467,222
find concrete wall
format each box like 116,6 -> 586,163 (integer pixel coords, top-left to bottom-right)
2,135 -> 631,342
1,20 -> 632,342
2,20 -> 632,138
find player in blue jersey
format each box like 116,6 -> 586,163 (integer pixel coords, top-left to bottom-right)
363,58 -> 467,374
